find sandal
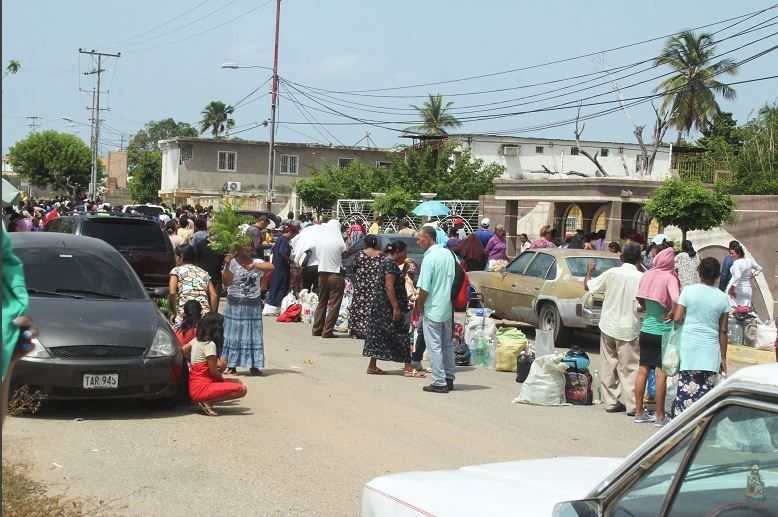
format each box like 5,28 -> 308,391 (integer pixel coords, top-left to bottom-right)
198,403 -> 219,417
366,368 -> 387,375
403,369 -> 427,378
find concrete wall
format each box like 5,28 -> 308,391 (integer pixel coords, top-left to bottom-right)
105,151 -> 127,189
457,135 -> 671,180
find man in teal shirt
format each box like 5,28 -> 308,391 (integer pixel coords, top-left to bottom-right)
414,226 -> 456,393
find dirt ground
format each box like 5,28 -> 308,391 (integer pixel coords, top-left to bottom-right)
3,320 -> 666,516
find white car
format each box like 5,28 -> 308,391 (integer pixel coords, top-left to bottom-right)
363,363 -> 778,516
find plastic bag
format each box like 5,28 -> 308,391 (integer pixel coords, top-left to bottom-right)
662,325 -> 681,377
647,369 -> 656,399
495,328 -> 527,372
513,353 -> 569,406
334,307 -> 349,333
262,303 -> 279,316
715,416 -> 774,452
534,329 -> 555,357
464,317 -> 497,346
280,292 -> 298,313
756,319 -> 777,351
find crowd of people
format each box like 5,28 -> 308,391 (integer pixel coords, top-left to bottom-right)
585,231 -> 764,427
3,194 -> 769,417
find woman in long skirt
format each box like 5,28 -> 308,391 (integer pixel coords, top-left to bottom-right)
221,244 -> 274,375
363,240 -> 425,377
349,234 -> 383,339
266,224 -> 298,310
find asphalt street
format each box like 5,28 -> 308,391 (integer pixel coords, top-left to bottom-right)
3,319 -> 659,516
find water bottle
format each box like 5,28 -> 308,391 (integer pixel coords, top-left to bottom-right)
487,338 -> 497,369
730,321 -> 744,347
476,337 -> 487,367
468,330 -> 481,366
592,369 -> 603,404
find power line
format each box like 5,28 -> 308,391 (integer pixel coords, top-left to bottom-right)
295,4 -> 778,96
96,0 -> 210,48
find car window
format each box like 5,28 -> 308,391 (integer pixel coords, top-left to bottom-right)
57,218 -> 76,233
507,252 -> 535,275
611,432 -> 696,516
379,236 -> 423,256
545,261 -> 558,280
131,206 -> 164,217
15,247 -> 147,299
45,219 -> 61,232
525,254 -> 555,279
565,257 -> 622,278
667,405 -> 778,515
82,219 -> 169,252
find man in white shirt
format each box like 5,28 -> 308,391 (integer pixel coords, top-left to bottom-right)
584,242 -> 644,415
312,220 -> 347,338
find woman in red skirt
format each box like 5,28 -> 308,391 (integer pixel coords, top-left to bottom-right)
189,313 -> 246,416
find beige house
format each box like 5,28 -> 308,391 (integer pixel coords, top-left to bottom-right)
158,137 -> 392,210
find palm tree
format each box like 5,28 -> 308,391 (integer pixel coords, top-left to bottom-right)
199,101 -> 235,138
3,59 -> 21,78
653,31 -> 738,144
405,94 -> 462,135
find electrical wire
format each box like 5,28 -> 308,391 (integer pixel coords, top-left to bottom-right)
232,77 -> 273,110
96,0 -> 211,48
293,4 -> 778,95
127,0 -> 275,53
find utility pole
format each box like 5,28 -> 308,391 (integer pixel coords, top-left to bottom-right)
119,134 -> 125,152
79,48 -> 120,201
266,0 -> 281,212
26,116 -> 41,133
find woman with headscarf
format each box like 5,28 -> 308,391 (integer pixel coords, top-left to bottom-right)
349,234 -> 384,339
454,234 -> 488,272
530,224 -> 557,249
726,245 -> 763,308
363,241 -> 424,377
675,240 -> 700,290
633,246 -> 681,428
266,222 -> 298,310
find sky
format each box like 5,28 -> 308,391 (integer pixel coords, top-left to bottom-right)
2,0 -> 777,155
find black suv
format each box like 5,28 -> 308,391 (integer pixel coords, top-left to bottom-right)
45,214 -> 175,288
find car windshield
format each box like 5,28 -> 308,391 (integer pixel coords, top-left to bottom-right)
565,257 -> 622,278
82,219 -> 169,252
129,205 -> 164,217
380,236 -> 424,255
15,247 -> 147,300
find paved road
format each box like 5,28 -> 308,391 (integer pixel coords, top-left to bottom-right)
4,319 -> 658,516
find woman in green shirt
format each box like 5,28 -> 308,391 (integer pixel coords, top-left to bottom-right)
634,246 -> 681,427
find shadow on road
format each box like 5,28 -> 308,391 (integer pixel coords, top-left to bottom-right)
14,398 -> 193,421
452,384 -> 491,392
257,368 -> 303,376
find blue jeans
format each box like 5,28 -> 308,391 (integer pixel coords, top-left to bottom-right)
422,316 -> 455,386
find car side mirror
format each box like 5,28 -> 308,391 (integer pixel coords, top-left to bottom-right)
147,287 -> 169,299
552,499 -> 602,517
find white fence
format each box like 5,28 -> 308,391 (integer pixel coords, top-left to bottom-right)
334,199 -> 481,233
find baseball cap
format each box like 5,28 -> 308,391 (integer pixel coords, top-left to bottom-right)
480,217 -> 490,228
454,217 -> 464,225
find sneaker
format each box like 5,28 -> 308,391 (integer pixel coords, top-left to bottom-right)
422,384 -> 450,394
446,379 -> 454,391
654,416 -> 671,428
634,410 -> 656,423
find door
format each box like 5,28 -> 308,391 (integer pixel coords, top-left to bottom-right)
486,252 -> 537,321
513,253 -> 556,323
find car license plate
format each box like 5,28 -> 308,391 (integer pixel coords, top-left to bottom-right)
82,374 -> 119,389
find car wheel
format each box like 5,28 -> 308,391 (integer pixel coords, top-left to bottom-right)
538,303 -> 570,346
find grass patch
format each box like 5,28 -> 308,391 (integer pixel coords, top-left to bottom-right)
2,461 -> 120,517
7,385 -> 45,416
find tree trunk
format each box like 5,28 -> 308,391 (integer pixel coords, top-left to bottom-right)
681,228 -> 687,244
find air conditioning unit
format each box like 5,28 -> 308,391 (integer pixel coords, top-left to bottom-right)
502,145 -> 520,156
226,181 -> 241,192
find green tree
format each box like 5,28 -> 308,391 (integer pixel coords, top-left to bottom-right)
8,130 -> 101,195
199,101 -> 235,138
208,198 -> 254,253
126,150 -> 163,203
372,187 -> 415,218
294,172 -> 342,216
405,94 -> 462,135
3,59 -> 20,78
127,118 -> 198,172
654,31 -> 738,144
644,177 -> 736,242
727,102 -> 778,194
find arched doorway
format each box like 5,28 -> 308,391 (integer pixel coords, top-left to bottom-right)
563,204 -> 582,237
634,208 -> 662,241
591,205 -> 608,233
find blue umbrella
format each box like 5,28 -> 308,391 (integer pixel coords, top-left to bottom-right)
412,200 -> 450,217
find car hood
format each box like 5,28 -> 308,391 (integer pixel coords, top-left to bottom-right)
362,456 -> 623,517
28,298 -> 162,349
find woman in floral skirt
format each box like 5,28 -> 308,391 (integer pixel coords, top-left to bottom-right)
349,234 -> 383,339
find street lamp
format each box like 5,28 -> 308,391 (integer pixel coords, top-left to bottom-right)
222,62 -> 278,212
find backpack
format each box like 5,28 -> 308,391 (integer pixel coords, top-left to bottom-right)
564,370 -> 593,405
449,250 -> 469,310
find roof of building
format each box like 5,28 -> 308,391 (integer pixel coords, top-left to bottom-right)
448,133 -> 672,149
158,136 -> 394,153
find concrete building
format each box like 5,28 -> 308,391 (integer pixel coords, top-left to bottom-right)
450,134 -> 672,180
158,137 -> 392,209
